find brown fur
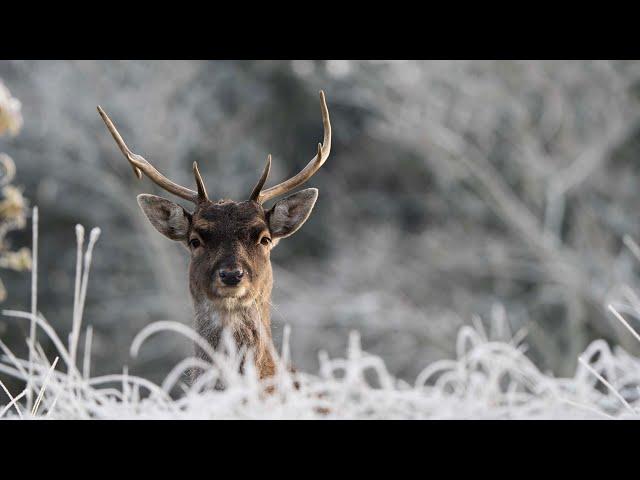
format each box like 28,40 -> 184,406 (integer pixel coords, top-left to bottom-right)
137,189 -> 318,383
188,199 -> 276,380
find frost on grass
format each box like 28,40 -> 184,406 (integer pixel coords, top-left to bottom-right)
0,79 -> 30,302
1,220 -> 640,419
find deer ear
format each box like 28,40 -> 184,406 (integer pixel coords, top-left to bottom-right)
267,188 -> 318,240
137,194 -> 191,242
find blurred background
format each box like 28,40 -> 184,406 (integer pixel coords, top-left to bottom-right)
2,60 -> 640,391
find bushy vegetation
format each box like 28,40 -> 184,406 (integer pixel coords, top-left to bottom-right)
0,80 -> 30,303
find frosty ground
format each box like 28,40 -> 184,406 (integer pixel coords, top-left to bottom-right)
1,219 -> 639,420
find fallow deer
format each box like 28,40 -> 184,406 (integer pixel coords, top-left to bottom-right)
97,91 -> 331,382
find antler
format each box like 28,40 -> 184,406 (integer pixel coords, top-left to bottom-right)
97,106 -> 209,204
249,154 -> 272,202
251,90 -> 331,205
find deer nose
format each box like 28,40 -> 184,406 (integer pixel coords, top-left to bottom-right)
218,267 -> 244,286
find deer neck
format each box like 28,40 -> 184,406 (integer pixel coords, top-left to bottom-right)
192,290 -> 276,378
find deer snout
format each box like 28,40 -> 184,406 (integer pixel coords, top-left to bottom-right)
218,267 -> 244,286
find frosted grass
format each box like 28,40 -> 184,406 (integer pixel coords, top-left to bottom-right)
0,220 -> 639,419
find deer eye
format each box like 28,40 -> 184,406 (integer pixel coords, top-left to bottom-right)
189,238 -> 201,249
259,235 -> 272,246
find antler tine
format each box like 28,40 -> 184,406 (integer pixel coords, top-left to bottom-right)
193,161 -> 209,203
97,106 -> 199,203
256,90 -> 331,204
249,154 -> 272,202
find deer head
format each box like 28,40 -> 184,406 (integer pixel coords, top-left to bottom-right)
97,91 -> 331,379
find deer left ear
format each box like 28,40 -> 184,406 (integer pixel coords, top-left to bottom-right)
137,194 -> 192,242
267,188 -> 318,240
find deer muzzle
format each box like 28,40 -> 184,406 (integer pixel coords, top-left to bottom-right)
218,267 -> 244,286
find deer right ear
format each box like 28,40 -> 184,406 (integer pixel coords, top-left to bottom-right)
137,194 -> 191,242
267,188 -> 318,240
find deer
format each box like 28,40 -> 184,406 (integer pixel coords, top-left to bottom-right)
97,91 -> 331,384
